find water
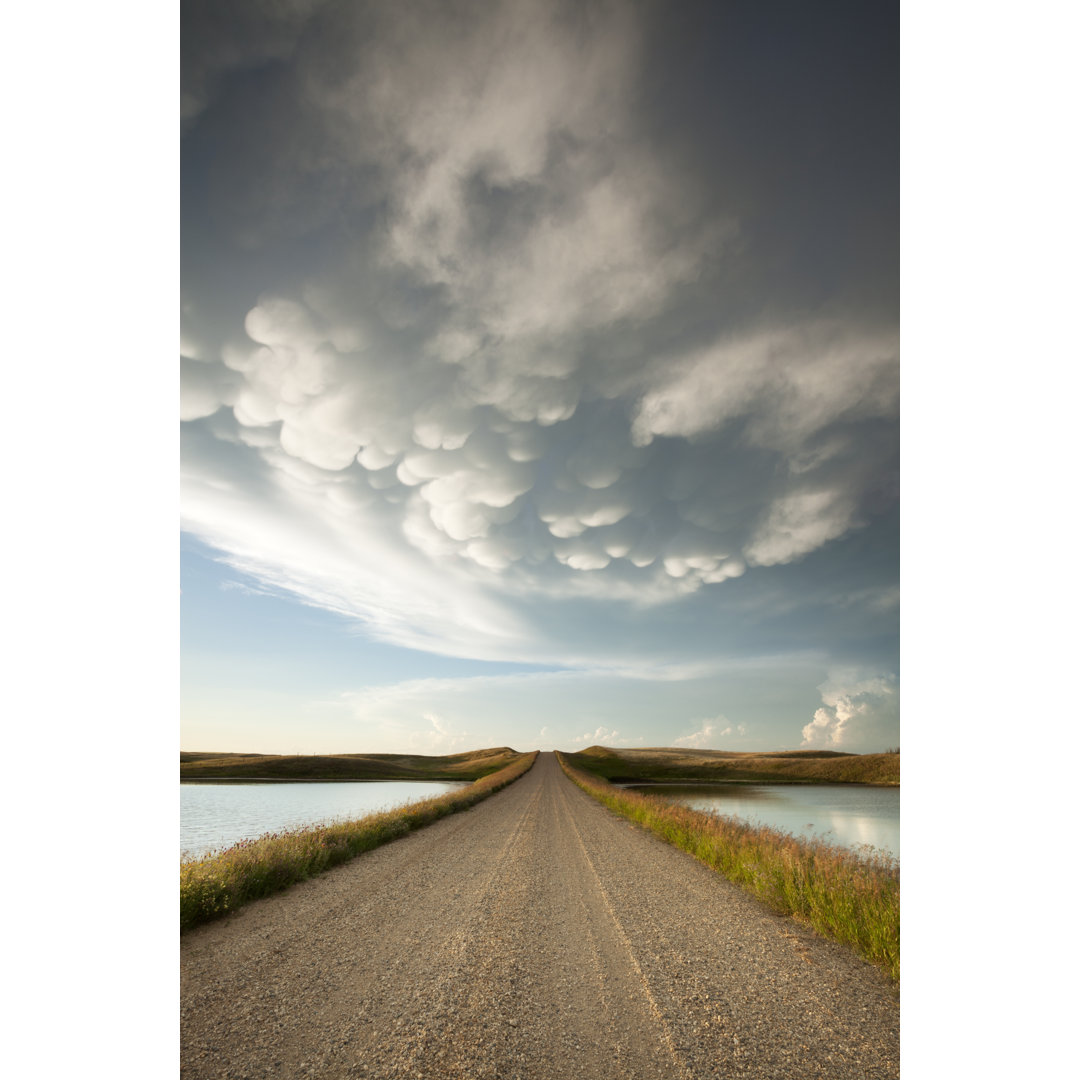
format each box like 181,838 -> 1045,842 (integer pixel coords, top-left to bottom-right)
180,780 -> 470,860
622,782 -> 899,860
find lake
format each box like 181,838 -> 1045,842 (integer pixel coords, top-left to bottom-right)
622,782 -> 899,860
180,780 -> 471,860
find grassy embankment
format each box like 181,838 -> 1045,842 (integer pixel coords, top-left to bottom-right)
181,750 -> 538,933
562,745 -> 900,785
557,750 -> 899,980
181,745 -> 523,782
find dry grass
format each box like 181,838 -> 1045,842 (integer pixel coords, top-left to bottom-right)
557,752 -> 899,980
565,745 -> 900,785
180,746 -> 523,782
180,751 -> 538,933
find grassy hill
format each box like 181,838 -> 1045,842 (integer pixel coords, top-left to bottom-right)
180,746 -> 525,782
563,745 -> 899,785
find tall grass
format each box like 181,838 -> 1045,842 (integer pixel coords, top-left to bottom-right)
181,751 -> 538,933
557,752 -> 899,980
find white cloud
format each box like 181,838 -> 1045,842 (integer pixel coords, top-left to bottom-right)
745,489 -> 857,568
672,717 -> 747,748
572,725 -> 617,745
672,720 -> 720,748
631,323 -> 898,452
569,725 -> 642,747
801,672 -> 899,750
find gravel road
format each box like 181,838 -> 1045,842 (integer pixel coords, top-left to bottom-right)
181,752 -> 899,1079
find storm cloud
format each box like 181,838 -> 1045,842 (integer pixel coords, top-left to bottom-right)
181,0 -> 898,749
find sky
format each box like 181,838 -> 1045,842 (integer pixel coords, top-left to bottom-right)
180,0 -> 899,755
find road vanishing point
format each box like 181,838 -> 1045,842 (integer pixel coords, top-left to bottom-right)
181,752 -> 899,1079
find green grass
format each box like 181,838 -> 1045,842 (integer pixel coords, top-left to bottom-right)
564,745 -> 900,785
180,746 -> 524,782
180,751 -> 538,933
557,752 -> 899,980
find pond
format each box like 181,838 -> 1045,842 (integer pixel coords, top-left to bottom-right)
621,782 -> 899,860
180,780 -> 471,860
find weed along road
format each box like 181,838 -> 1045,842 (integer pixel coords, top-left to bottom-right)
181,753 -> 899,1079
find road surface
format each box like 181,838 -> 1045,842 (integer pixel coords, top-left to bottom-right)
181,752 -> 899,1078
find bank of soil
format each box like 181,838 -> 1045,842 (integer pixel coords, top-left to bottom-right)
181,753 -> 899,1079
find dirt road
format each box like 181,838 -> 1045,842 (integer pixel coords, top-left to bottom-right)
181,752 -> 899,1079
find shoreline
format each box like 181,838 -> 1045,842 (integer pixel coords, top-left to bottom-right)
181,752 -> 537,932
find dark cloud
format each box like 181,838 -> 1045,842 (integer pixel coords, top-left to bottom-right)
181,0 -> 327,120
633,0 -> 899,322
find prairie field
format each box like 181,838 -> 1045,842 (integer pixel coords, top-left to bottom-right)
180,745 -> 523,782
564,744 -> 900,785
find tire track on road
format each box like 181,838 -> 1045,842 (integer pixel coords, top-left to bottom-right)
551,770 -> 692,1080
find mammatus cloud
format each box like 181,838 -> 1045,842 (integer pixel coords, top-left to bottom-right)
801,673 -> 899,750
182,0 -> 899,670
182,299 -> 897,661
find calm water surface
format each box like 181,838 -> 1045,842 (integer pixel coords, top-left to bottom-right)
623,783 -> 899,860
180,781 -> 470,860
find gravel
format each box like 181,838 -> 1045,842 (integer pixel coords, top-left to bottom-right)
181,752 -> 899,1078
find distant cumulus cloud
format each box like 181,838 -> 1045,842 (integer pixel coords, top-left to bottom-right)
315,665 -> 791,754
801,673 -> 899,751
182,0 -> 899,677
672,718 -> 747,748
570,725 -> 642,748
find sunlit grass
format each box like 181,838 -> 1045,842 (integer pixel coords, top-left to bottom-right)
181,745 -> 525,781
564,745 -> 900,785
181,751 -> 538,933
557,751 -> 899,980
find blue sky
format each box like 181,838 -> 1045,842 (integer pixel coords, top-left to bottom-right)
180,0 -> 900,754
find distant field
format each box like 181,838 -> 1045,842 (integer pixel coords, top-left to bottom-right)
180,747 -> 524,782
563,745 -> 899,785
182,745 -> 898,784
